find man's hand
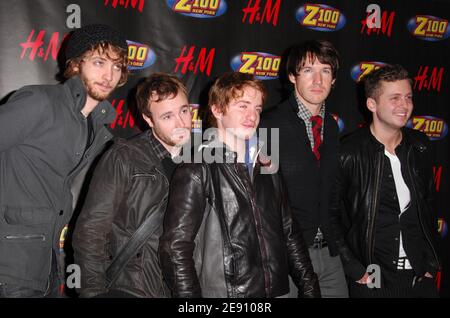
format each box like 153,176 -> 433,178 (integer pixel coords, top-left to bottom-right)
356,272 -> 370,284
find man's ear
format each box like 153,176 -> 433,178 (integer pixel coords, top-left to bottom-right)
142,114 -> 154,128
211,104 -> 223,122
366,97 -> 377,113
288,73 -> 296,85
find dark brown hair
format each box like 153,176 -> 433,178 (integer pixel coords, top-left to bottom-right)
135,73 -> 187,118
364,64 -> 411,101
286,40 -> 340,79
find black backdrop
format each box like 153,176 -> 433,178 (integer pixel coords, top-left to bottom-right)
0,0 -> 449,297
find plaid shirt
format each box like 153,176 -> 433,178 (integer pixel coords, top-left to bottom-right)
148,130 -> 171,160
294,93 -> 325,151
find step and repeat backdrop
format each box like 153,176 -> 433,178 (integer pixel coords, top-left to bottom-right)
0,0 -> 449,296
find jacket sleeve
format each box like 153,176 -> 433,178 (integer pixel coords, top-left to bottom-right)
159,163 -> 206,298
329,154 -> 367,281
421,138 -> 441,275
0,88 -> 47,152
72,146 -> 129,298
280,174 -> 321,298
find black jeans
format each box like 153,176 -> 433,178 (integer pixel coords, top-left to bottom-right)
0,250 -> 61,298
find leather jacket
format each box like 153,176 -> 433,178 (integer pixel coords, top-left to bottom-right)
73,131 -> 171,298
329,127 -> 440,281
159,144 -> 320,298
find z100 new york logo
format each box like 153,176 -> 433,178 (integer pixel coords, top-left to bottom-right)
350,61 -> 387,82
230,52 -> 281,80
295,4 -> 346,32
127,41 -> 156,71
167,0 -> 227,18
407,15 -> 450,41
406,116 -> 448,141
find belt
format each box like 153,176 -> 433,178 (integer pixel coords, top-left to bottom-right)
397,257 -> 413,270
310,238 -> 328,249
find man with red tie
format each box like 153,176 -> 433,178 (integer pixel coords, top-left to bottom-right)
260,40 -> 348,297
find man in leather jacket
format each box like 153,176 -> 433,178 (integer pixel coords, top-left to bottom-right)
159,72 -> 320,298
73,73 -> 192,297
329,64 -> 440,297
0,24 -> 128,298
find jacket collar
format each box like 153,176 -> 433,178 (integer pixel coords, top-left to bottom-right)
198,132 -> 263,166
364,125 -> 427,152
64,75 -> 116,125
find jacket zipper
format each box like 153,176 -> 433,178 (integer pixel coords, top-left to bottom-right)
238,165 -> 271,297
367,150 -> 383,265
4,234 -> 46,241
150,166 -> 169,296
406,146 -> 440,269
132,173 -> 156,180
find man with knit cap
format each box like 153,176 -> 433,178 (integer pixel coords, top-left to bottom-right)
0,24 -> 128,297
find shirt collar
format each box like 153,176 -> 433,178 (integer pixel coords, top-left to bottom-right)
293,92 -> 325,121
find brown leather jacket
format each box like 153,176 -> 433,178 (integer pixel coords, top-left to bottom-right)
159,144 -> 320,298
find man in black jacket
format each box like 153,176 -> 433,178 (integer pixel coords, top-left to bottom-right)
329,64 -> 440,297
260,40 -> 348,297
72,73 -> 192,298
0,24 -> 128,298
159,72 -> 320,298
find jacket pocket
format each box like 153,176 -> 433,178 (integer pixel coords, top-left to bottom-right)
3,234 -> 46,241
131,173 -> 157,180
3,206 -> 54,226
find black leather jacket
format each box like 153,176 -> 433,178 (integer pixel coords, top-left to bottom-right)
159,145 -> 320,298
73,131 -> 171,298
329,127 -> 440,280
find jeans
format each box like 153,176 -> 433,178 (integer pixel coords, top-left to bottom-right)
283,246 -> 348,298
0,250 -> 61,298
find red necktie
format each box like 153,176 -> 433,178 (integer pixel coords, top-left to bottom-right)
310,115 -> 322,161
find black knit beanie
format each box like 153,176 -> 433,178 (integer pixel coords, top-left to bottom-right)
65,24 -> 128,61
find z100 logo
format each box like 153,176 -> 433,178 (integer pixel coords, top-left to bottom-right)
406,116 -> 448,141
167,0 -> 227,18
230,52 -> 281,80
127,41 -> 156,70
331,114 -> 345,133
407,15 -> 450,41
350,61 -> 386,82
295,4 -> 346,32
190,104 -> 202,133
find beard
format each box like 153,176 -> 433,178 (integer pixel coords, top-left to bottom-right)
155,127 -> 191,148
81,76 -> 112,102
